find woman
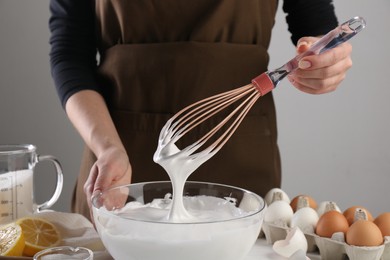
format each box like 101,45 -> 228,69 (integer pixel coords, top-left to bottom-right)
49,0 -> 352,220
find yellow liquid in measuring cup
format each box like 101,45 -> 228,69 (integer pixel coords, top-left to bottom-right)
0,170 -> 34,224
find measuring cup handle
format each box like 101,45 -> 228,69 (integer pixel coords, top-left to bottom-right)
36,155 -> 64,211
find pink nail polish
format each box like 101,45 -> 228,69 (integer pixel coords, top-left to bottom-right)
299,60 -> 311,69
297,41 -> 309,48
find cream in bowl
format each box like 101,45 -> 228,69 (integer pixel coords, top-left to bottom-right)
92,181 -> 266,260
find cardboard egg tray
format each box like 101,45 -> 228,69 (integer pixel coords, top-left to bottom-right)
261,222 -> 390,260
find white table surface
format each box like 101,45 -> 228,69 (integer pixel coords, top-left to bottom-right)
245,239 -> 321,260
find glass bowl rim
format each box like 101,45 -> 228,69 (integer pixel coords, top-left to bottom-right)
91,180 -> 266,225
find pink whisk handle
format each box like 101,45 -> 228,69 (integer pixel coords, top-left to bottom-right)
251,73 -> 274,96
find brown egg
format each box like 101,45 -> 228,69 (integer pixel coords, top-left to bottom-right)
374,212 -> 390,237
290,195 -> 317,212
346,220 -> 383,246
315,210 -> 349,238
343,206 -> 374,226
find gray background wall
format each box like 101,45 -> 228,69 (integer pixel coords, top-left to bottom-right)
0,1 -> 389,217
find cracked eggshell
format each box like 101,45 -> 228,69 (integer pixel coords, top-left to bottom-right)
273,227 -> 308,258
264,188 -> 290,205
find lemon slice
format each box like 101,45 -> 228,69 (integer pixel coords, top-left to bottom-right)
0,222 -> 25,256
16,217 -> 61,257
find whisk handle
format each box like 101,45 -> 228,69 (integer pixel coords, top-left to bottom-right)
284,16 -> 366,72
252,16 -> 366,96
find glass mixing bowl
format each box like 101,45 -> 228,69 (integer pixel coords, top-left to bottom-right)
92,181 -> 266,260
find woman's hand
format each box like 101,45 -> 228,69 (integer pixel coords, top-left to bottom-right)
84,146 -> 132,220
65,90 -> 132,220
288,36 -> 353,94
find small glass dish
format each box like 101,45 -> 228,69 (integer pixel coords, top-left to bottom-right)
33,246 -> 93,260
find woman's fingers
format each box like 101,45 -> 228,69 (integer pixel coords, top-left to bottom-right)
290,37 -> 353,94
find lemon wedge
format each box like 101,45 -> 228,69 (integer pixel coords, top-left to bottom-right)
0,222 -> 25,256
16,217 -> 61,257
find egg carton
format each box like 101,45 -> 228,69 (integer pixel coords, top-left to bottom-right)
261,222 -> 390,260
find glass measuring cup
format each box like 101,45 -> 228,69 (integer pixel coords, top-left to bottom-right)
0,144 -> 63,224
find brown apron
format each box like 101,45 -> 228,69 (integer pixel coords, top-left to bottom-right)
73,0 -> 281,220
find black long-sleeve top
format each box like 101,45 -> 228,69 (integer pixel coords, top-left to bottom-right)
49,0 -> 338,108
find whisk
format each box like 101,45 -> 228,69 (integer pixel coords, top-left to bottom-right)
154,17 -> 366,170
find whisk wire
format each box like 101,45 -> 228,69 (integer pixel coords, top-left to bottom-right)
203,89 -> 260,154
169,84 -> 254,144
183,87 -> 260,157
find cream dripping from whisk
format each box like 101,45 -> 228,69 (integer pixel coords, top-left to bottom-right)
153,138 -> 208,222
